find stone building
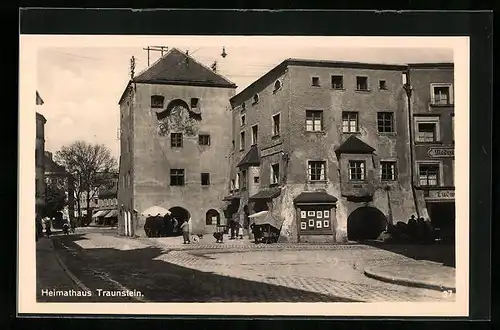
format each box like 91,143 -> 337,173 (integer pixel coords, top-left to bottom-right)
44,151 -> 75,224
406,63 -> 455,240
92,178 -> 119,226
35,91 -> 46,222
118,48 -> 237,237
225,59 -> 418,243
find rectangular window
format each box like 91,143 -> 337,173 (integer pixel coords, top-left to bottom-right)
230,179 -> 236,191
241,102 -> 246,111
201,173 -> 210,186
418,164 -> 439,186
241,170 -> 247,190
379,80 -> 387,90
198,134 -> 210,146
305,110 -> 323,132
416,123 -> 437,142
377,112 -> 394,133
235,174 -> 240,190
342,112 -> 359,133
190,98 -> 199,109
381,161 -> 397,181
272,113 -> 280,136
254,176 -> 260,184
240,114 -> 246,126
356,76 -> 368,90
348,161 -> 365,181
432,85 -> 451,105
308,161 -> 326,181
171,133 -> 183,148
311,77 -> 320,86
270,163 -> 280,185
151,95 -> 164,108
331,75 -> 343,89
240,131 -> 246,150
251,125 -> 258,145
170,169 -> 185,186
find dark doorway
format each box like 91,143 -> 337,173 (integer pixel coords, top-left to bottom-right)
427,202 -> 455,244
347,206 -> 388,241
168,206 -> 190,236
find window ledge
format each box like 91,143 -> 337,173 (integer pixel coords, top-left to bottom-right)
430,103 -> 454,108
311,85 -> 321,87
378,132 -> 397,136
415,141 -> 443,145
342,131 -> 361,135
355,89 -> 372,93
305,130 -> 326,134
271,134 -> 281,139
331,87 -> 345,91
239,149 -> 245,152
379,88 -> 388,91
269,183 -> 279,187
308,180 -> 328,184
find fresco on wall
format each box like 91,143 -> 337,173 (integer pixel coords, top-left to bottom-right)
156,103 -> 200,137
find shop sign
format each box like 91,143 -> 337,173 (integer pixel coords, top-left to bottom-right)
428,190 -> 455,200
428,147 -> 454,158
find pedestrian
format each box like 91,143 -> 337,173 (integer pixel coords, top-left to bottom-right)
180,219 -> 190,244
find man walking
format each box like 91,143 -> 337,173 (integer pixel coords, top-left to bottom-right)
180,219 -> 190,244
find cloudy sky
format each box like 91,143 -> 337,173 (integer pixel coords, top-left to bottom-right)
36,37 -> 453,160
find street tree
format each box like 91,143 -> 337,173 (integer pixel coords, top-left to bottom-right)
43,177 -> 67,219
55,141 -> 118,225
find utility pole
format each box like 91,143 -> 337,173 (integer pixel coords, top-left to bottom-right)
142,46 -> 169,66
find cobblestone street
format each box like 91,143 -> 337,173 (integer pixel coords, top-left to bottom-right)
39,229 -> 456,303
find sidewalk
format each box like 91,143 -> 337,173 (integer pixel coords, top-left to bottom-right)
364,260 -> 456,292
36,236 -> 93,302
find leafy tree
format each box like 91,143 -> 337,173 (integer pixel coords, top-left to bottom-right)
55,141 -> 117,225
43,177 -> 67,218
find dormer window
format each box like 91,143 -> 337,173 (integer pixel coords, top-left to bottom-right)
151,95 -> 164,109
253,94 -> 259,104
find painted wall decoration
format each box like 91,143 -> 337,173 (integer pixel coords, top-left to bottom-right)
156,101 -> 201,137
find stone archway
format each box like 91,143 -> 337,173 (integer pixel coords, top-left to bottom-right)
206,209 -> 221,226
347,206 -> 388,241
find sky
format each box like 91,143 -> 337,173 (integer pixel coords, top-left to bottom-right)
36,38 -> 453,160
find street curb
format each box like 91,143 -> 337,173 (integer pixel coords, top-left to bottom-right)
363,267 -> 456,293
50,237 -> 149,303
49,238 -> 92,293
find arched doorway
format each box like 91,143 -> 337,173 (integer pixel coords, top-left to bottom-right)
167,206 -> 191,236
206,209 -> 220,226
347,206 -> 388,241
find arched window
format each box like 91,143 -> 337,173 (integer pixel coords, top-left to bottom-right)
206,209 -> 220,225
151,95 -> 165,109
274,80 -> 282,91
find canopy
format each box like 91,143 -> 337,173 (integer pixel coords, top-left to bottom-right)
249,211 -> 284,229
104,209 -> 118,218
92,210 -> 108,218
142,205 -> 171,217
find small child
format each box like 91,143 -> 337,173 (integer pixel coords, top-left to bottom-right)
180,220 -> 190,244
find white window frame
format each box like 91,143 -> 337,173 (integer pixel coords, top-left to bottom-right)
240,114 -> 246,127
414,116 -> 441,143
307,160 -> 327,182
430,83 -> 454,105
348,160 -> 366,181
356,76 -> 369,91
342,111 -> 359,133
416,161 -> 444,187
380,160 -> 398,181
235,175 -> 240,190
331,75 -> 344,89
270,163 -> 280,185
272,113 -> 281,136
251,124 -> 258,145
306,110 -> 323,132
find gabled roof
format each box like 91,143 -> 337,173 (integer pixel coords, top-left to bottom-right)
249,187 -> 282,200
133,48 -> 236,88
335,135 -> 375,154
237,145 -> 261,168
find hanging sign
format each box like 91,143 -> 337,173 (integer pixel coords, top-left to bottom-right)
428,147 -> 454,158
428,190 -> 455,200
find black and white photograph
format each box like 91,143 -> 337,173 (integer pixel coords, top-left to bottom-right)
19,33 -> 470,317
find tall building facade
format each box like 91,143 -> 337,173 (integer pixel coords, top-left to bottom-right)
406,63 -> 455,241
225,59 -> 421,243
35,91 -> 46,221
118,48 -> 236,237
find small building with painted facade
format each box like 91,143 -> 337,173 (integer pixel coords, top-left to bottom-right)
406,63 -> 455,240
118,48 -> 237,237
225,59 -> 418,243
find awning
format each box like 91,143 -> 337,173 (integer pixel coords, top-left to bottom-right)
104,209 -> 118,218
293,191 -> 338,206
249,211 -> 284,229
92,210 -> 108,218
142,205 -> 171,217
249,187 -> 281,201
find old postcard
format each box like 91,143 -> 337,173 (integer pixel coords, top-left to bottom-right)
19,35 -> 470,317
